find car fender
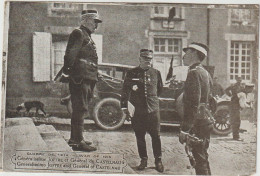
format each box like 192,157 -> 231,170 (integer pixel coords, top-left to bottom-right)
97,91 -> 121,100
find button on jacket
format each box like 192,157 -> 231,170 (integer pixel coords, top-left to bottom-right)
121,66 -> 163,115
64,25 -> 98,82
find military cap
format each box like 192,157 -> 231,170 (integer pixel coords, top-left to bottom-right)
140,49 -> 153,59
183,42 -> 209,56
81,10 -> 102,23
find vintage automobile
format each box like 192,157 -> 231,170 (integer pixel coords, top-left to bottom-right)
60,63 -> 232,136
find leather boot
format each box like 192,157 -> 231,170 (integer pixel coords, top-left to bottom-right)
233,137 -> 244,141
155,158 -> 164,173
137,159 -> 147,170
68,139 -> 92,146
71,140 -> 97,152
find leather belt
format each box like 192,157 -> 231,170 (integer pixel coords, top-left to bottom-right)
79,59 -> 97,68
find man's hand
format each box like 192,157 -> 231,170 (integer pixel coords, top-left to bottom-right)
179,131 -> 188,144
122,108 -> 131,121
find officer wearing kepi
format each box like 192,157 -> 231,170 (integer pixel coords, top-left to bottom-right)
180,42 -> 213,175
61,10 -> 102,152
121,49 -> 164,172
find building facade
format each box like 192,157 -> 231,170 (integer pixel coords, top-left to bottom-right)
5,2 -> 259,113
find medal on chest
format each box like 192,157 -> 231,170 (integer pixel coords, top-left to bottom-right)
132,85 -> 138,91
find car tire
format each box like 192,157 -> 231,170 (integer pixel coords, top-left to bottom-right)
93,98 -> 126,130
212,104 -> 232,136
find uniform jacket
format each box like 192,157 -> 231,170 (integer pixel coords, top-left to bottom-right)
182,63 -> 213,130
64,25 -> 98,82
121,66 -> 163,115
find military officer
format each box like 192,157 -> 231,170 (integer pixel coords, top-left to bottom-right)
225,77 -> 244,141
61,10 -> 102,152
181,42 -> 213,175
121,49 -> 164,172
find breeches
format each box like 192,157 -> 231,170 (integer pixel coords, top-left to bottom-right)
192,125 -> 211,175
230,102 -> 241,138
69,79 -> 95,143
132,111 -> 162,159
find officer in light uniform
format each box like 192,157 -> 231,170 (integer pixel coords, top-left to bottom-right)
121,49 -> 164,173
181,42 -> 213,175
61,10 -> 102,152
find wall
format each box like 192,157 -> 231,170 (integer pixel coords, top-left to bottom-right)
89,4 -> 150,66
6,2 -> 150,112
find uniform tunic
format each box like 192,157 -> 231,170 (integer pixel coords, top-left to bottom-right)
182,63 -> 213,175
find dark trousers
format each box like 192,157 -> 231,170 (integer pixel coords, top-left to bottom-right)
69,79 -> 95,143
132,111 -> 162,160
192,124 -> 211,175
230,102 -> 241,138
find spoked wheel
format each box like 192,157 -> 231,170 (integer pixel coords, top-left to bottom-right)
212,104 -> 232,136
93,98 -> 126,130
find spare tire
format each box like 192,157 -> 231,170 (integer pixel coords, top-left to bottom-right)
212,104 -> 232,136
93,98 -> 126,130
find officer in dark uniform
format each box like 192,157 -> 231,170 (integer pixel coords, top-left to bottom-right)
61,10 -> 102,152
121,49 -> 164,172
225,77 -> 244,141
181,42 -> 213,175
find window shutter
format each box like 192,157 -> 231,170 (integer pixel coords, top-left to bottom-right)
92,34 -> 103,64
33,32 -> 52,82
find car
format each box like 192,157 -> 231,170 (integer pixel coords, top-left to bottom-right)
60,63 -> 232,135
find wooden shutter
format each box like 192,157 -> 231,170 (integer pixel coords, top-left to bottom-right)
32,32 -> 52,82
92,34 -> 103,64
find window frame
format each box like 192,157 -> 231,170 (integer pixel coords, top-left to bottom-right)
228,41 -> 253,83
47,3 -> 82,17
151,6 -> 182,19
153,37 -> 182,55
228,8 -> 255,26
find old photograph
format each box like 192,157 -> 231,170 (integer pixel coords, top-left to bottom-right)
1,1 -> 259,175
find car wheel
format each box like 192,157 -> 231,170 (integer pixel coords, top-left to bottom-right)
212,104 -> 232,136
93,98 -> 126,130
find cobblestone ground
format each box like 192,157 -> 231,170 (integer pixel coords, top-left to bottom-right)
58,120 -> 257,175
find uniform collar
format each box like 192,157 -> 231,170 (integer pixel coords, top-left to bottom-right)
189,62 -> 202,70
138,65 -> 150,72
80,25 -> 92,36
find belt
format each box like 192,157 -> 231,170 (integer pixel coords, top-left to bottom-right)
79,59 -> 97,68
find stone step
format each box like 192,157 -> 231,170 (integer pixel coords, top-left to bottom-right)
4,117 -> 48,171
36,124 -> 72,151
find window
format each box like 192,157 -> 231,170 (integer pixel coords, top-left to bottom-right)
154,38 -> 181,54
229,41 -> 252,82
48,3 -> 82,17
53,42 -> 66,77
230,9 -> 254,25
154,6 -> 166,16
152,6 -> 182,18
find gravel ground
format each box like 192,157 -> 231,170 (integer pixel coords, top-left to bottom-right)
57,120 -> 257,175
